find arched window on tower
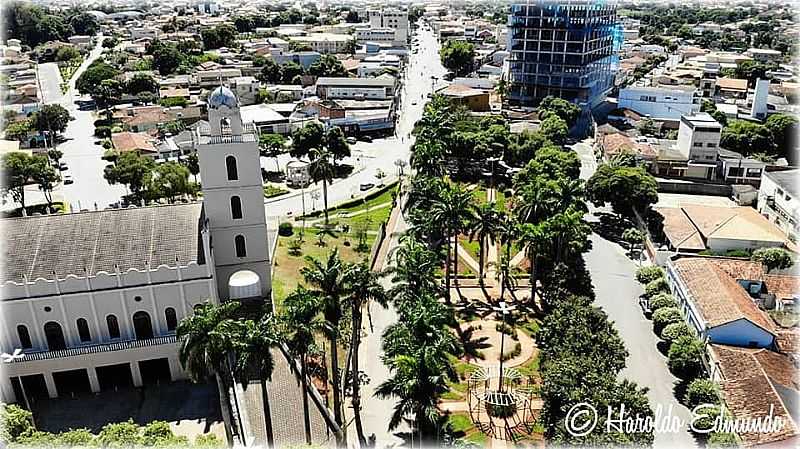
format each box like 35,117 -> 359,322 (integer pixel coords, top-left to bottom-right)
226,155 -> 238,181
106,314 -> 120,339
235,235 -> 247,257
231,196 -> 242,219
76,318 -> 91,342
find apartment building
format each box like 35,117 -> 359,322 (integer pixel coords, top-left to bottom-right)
315,77 -> 396,100
758,169 -> 799,242
288,33 -> 352,54
367,8 -> 410,43
675,112 -> 722,179
506,0 -> 621,108
618,86 -> 700,121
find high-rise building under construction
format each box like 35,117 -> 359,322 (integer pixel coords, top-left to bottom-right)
506,0 -> 622,108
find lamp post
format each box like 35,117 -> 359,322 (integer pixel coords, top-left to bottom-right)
493,301 -> 516,393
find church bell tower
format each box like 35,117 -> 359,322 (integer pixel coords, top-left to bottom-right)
196,86 -> 272,306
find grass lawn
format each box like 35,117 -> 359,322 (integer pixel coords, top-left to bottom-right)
446,413 -> 487,445
272,229 -> 375,308
458,235 -> 480,262
303,183 -> 397,220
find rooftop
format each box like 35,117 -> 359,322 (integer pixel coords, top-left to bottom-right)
315,77 -> 396,87
1,204 -> 203,283
764,169 -> 800,200
681,112 -> 723,129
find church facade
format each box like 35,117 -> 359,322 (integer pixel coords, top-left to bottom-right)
0,87 -> 274,407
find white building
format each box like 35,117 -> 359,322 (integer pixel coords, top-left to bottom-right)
356,28 -> 396,46
675,112 -> 722,179
758,169 -> 799,242
367,8 -> 409,44
315,77 -> 396,100
0,87 -> 272,404
288,33 -> 352,54
618,86 -> 700,121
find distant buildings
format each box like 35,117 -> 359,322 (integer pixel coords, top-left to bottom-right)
506,0 -> 620,108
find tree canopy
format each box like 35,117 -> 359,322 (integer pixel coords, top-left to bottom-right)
439,40 -> 475,76
586,164 -> 659,217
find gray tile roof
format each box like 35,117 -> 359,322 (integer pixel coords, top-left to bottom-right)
1,203 -> 203,283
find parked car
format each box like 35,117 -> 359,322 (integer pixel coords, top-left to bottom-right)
359,135 -> 372,143
63,174 -> 74,184
359,182 -> 375,191
58,162 -> 68,171
346,136 -> 357,144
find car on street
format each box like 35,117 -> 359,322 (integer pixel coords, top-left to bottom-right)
358,135 -> 372,142
359,182 -> 374,191
346,136 -> 357,144
58,162 -> 68,171
63,174 -> 74,185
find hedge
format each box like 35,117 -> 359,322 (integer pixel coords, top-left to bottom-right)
683,378 -> 719,409
650,293 -> 677,312
645,277 -> 670,298
668,335 -> 705,379
660,322 -> 692,344
652,307 -> 682,335
636,266 -> 664,284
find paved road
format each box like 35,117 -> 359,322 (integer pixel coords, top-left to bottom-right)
573,141 -> 698,448
55,36 -> 128,211
36,62 -> 65,105
345,22 -> 446,449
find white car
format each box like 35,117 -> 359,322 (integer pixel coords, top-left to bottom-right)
63,174 -> 74,185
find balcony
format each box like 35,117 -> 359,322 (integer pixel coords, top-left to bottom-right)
7,335 -> 178,364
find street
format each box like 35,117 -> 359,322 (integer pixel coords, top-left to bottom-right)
572,141 -> 698,448
345,22 -> 446,449
36,62 -> 65,105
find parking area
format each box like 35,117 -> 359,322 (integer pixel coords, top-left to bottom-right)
30,381 -> 224,440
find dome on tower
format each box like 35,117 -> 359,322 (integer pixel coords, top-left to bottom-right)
208,86 -> 239,109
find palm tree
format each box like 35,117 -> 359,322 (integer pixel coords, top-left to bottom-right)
230,318 -> 279,447
343,263 -> 389,446
281,288 -> 326,445
496,212 -> 521,303
301,249 -> 348,438
376,294 -> 460,443
308,147 -> 334,227
496,78 -> 508,106
467,201 -> 503,300
430,184 -> 475,303
386,235 -> 441,303
517,222 -> 545,314
176,302 -> 240,446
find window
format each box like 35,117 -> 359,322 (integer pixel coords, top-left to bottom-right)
728,167 -> 745,177
106,314 -> 120,339
76,318 -> 91,342
693,142 -> 704,147
230,196 -> 243,219
235,235 -> 247,257
43,322 -> 66,351
165,308 -> 178,331
226,155 -> 238,181
706,142 -> 716,147
747,168 -> 762,178
17,325 -> 32,349
132,311 -> 154,340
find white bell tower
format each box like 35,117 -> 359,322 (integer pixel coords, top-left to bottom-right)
196,86 -> 272,306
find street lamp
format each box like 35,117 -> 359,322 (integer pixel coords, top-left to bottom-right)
492,301 -> 516,393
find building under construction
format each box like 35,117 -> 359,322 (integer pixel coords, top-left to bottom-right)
506,0 -> 622,109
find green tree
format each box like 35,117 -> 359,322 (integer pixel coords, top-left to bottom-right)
308,54 -> 347,78
29,154 -> 60,211
300,249 -> 348,436
539,115 -> 568,143
308,146 -> 334,227
538,96 -> 581,127
668,335 -> 705,379
126,73 -> 158,95
343,263 -> 388,446
637,117 -> 658,136
55,45 -> 80,62
68,12 -> 98,35
1,151 -> 35,213
683,378 -> 719,409
257,58 -> 282,84
586,163 -> 659,218
622,227 -> 644,257
103,151 -> 156,202
636,266 -> 664,284
653,307 -> 682,335
751,247 -> 794,272
230,317 -> 279,447
201,24 -> 238,50
31,104 -> 72,149
149,40 -> 186,76
147,161 -> 191,202
141,421 -> 187,446
650,293 -> 678,312
76,60 -> 120,96
185,153 -> 200,183
280,288 -> 327,445
440,40 -> 475,76
176,301 -> 241,446
0,404 -> 34,443
430,183 -> 475,303
96,420 -> 142,448
765,113 -> 798,158
467,202 -> 504,299
259,133 -> 287,172
290,121 -> 325,159
325,126 -> 350,165
720,120 -> 775,156
4,119 -> 31,142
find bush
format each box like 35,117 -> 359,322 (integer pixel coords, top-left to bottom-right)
58,428 -> 94,446
691,404 -> 721,433
14,430 -> 58,446
668,335 -> 705,379
102,139 -> 113,149
195,434 -> 224,448
278,222 -> 293,237
94,125 -> 111,138
97,420 -> 142,448
94,119 -> 111,127
683,378 -> 719,409
0,404 -> 34,442
636,266 -> 664,284
645,277 -> 670,298
649,293 -> 677,312
652,307 -> 682,335
661,322 -> 692,344
495,322 -> 517,339
707,432 -> 739,447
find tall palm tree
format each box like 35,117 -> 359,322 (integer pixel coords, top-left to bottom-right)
343,263 -> 389,446
467,201 -> 503,300
176,302 -> 240,446
281,288 -> 326,445
308,147 -> 334,227
496,211 -> 521,303
517,222 -> 545,314
386,235 -> 441,303
230,318 -> 279,447
376,294 -> 460,443
430,184 -> 475,303
301,249 -> 348,438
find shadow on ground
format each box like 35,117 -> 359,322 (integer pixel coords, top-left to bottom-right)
31,381 -> 221,434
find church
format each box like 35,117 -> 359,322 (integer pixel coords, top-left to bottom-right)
0,87 -> 329,445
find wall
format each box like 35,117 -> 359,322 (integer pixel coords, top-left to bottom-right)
618,87 -> 699,120
657,180 -> 732,196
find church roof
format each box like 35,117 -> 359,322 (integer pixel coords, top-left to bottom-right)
208,85 -> 239,109
1,203 -> 204,283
